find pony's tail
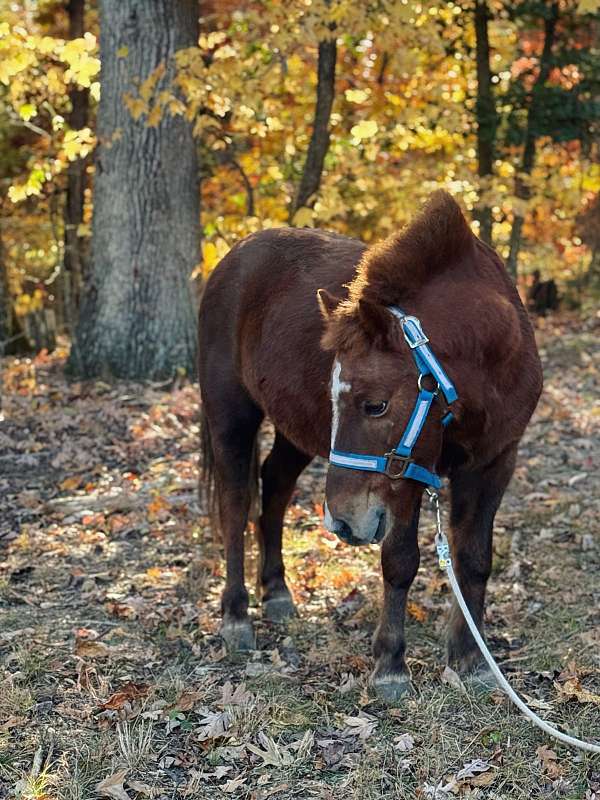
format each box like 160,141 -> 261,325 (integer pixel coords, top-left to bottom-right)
199,408 -> 262,537
200,407 -> 218,531
248,435 -> 261,529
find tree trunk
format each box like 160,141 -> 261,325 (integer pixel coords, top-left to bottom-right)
0,209 -> 27,358
506,2 -> 559,279
290,37 -> 337,220
68,0 -> 200,381
62,0 -> 89,332
473,0 -> 495,246
0,219 -> 9,356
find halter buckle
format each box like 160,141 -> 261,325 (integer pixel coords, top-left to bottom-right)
401,316 -> 429,349
384,452 -> 411,480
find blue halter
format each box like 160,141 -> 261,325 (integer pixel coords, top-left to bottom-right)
329,307 -> 457,490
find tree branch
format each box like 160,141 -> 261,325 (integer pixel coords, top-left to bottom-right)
290,37 -> 337,220
507,2 -> 559,278
473,0 -> 496,245
229,159 -> 255,217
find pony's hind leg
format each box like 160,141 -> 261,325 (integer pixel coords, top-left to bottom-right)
205,390 -> 263,651
446,444 -> 518,686
258,432 -> 312,622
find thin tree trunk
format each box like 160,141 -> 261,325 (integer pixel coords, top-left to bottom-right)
377,51 -> 389,86
0,218 -> 9,356
0,210 -> 26,358
506,2 -> 559,279
68,0 -> 201,381
474,0 -> 495,246
62,0 -> 89,332
290,37 -> 337,220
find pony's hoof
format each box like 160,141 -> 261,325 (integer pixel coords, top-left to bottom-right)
263,595 -> 297,623
220,618 -> 255,651
462,665 -> 497,694
371,673 -> 414,704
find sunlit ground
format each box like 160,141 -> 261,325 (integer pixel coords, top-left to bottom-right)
1,314 -> 599,799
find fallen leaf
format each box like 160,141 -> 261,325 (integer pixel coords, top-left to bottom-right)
173,690 -> 203,712
99,683 -> 149,710
471,770 -> 496,787
343,712 -> 378,740
441,665 -> 467,693
127,781 -> 151,795
455,758 -> 492,781
96,769 -> 130,800
537,744 -> 564,778
219,680 -> 254,707
197,709 -> 230,741
75,640 -> 110,659
407,601 -> 428,623
555,677 -> 600,705
247,732 -> 293,767
393,732 -> 415,752
221,775 -> 246,793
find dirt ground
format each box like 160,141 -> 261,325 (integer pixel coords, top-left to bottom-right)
1,312 -> 599,800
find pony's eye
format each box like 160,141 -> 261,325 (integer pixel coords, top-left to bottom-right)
363,400 -> 388,418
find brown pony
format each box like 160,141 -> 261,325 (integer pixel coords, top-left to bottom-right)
198,191 -> 542,702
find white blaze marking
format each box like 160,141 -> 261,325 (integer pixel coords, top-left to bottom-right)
330,358 -> 350,449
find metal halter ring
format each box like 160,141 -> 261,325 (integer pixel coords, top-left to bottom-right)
417,373 -> 440,394
384,452 -> 411,480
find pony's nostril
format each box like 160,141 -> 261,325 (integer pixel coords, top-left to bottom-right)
334,519 -> 353,543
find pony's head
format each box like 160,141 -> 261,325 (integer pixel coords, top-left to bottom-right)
318,191 -> 474,545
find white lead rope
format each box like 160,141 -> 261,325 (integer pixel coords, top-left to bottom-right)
427,490 -> 600,755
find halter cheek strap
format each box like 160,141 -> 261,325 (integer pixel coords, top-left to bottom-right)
328,307 -> 457,489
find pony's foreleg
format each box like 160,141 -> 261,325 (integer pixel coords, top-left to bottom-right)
209,401 -> 263,651
446,444 -> 517,684
257,432 -> 312,621
371,503 -> 421,703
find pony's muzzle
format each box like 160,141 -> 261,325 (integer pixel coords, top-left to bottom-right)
323,502 -> 386,546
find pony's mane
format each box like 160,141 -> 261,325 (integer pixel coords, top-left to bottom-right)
322,191 -> 476,353
348,189 -> 474,306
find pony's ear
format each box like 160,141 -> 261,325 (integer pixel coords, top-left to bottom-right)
317,288 -> 342,320
358,298 -> 392,342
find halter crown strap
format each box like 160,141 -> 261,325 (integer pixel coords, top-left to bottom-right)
388,307 -> 458,405
328,307 -> 457,489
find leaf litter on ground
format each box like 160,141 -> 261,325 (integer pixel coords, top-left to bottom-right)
1,314 -> 599,798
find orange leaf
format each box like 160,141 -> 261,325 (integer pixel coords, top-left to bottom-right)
75,640 -> 110,658
60,475 -> 82,491
407,602 -> 428,623
99,682 -> 149,710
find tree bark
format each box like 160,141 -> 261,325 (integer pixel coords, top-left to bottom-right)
0,217 -> 9,355
473,0 -> 495,246
506,2 -> 559,279
290,37 -> 337,220
68,0 -> 201,381
62,0 -> 89,332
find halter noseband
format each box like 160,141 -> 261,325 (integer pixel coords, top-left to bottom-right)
328,307 -> 457,490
